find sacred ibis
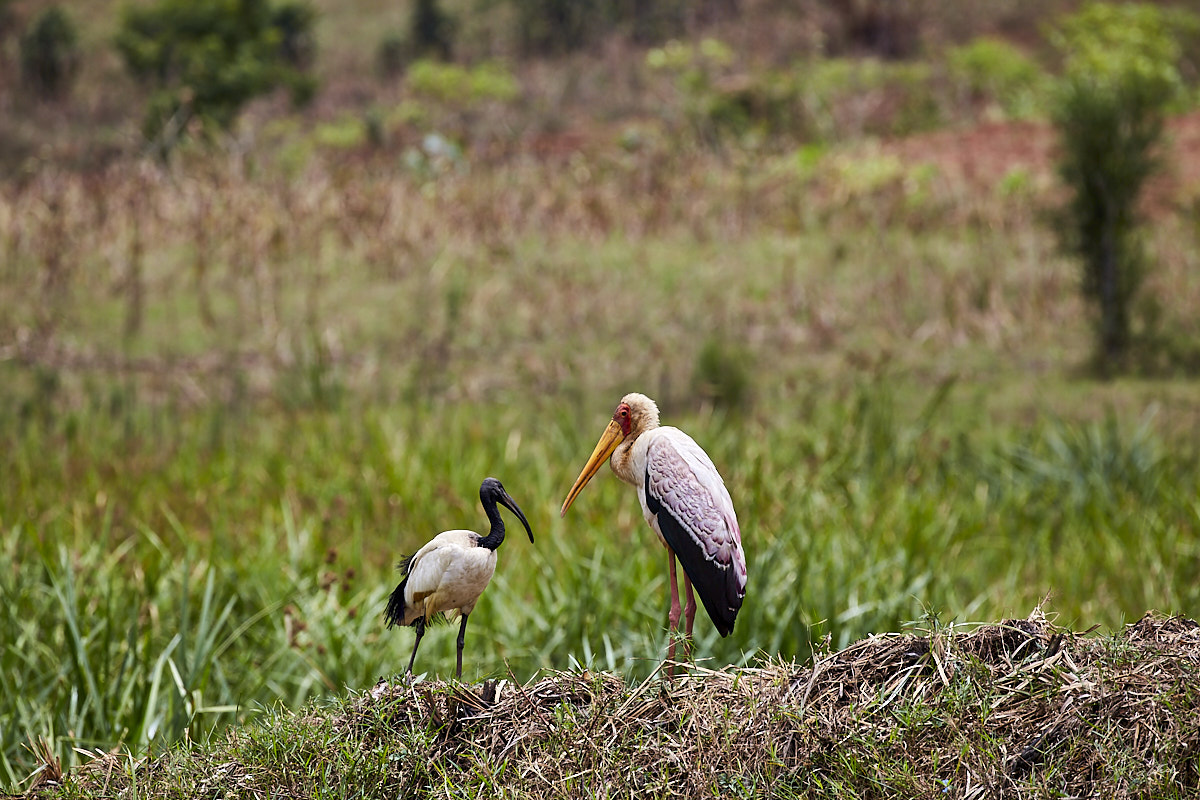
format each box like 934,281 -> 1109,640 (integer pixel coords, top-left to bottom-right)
560,393 -> 746,667
384,477 -> 534,679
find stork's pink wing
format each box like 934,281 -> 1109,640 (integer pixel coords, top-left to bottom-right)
644,428 -> 746,636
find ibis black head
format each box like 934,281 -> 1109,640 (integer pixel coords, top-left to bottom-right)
480,477 -> 534,545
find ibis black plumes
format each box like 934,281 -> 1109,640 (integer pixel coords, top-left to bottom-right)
385,477 -> 534,679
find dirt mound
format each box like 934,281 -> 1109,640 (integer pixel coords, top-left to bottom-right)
345,611 -> 1200,798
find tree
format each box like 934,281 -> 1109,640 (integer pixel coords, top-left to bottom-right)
1049,3 -> 1198,366
19,5 -> 80,99
509,0 -> 696,57
114,0 -> 317,153
410,0 -> 455,61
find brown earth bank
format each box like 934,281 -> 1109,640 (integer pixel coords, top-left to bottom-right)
881,110 -> 1200,218
38,611 -> 1200,799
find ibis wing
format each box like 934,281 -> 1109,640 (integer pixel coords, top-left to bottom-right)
384,531 -> 473,628
643,430 -> 747,636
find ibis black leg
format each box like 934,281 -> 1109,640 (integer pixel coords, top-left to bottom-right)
407,617 -> 426,676
455,613 -> 470,679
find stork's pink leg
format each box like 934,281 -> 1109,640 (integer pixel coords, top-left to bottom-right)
667,550 -> 682,671
681,571 -> 697,661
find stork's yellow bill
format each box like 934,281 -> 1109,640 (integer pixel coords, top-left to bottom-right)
560,418 -> 626,516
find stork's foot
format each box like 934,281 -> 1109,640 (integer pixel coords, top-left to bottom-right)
665,631 -> 692,679
672,631 -> 696,661
678,633 -> 694,663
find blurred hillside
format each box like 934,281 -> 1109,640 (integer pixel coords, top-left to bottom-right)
5,0 -> 1200,414
0,0 -> 1089,172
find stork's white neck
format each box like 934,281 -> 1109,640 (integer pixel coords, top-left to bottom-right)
608,393 -> 661,487
610,428 -> 655,487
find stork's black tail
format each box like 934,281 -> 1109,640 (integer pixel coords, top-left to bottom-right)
383,554 -> 415,629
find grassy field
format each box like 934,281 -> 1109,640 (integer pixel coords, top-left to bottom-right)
4,0 -> 1200,795
4,143 -> 1200,790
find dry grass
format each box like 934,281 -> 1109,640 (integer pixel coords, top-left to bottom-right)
6,124 -> 1200,424
41,611 -> 1200,799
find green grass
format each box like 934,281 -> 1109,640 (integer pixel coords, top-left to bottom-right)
4,371 -> 1200,787
4,138 -> 1200,787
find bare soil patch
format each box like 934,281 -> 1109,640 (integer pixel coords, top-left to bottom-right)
882,111 -> 1200,217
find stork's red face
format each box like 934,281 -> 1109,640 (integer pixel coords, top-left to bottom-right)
613,402 -> 633,437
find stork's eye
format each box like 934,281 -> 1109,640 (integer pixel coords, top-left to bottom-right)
614,403 -> 633,435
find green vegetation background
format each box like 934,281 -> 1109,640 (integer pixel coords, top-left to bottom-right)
3,0 -> 1200,790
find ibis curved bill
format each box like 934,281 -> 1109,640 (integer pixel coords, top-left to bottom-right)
561,393 -> 747,665
385,477 -> 534,679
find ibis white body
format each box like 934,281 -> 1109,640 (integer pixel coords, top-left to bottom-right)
395,529 -> 499,625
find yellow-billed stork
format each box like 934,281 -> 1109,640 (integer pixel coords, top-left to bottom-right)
384,477 -> 534,679
560,393 -> 746,665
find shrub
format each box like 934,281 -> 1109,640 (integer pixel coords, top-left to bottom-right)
1048,2 -> 1199,365
377,31 -> 407,78
612,0 -> 689,45
826,0 -> 921,59
0,0 -> 18,42
646,38 -> 768,144
798,57 -> 940,142
406,60 -> 519,105
692,337 -> 750,411
18,5 -> 80,99
410,0 -> 455,61
114,0 -> 318,152
510,0 -> 689,57
946,37 -> 1048,119
512,0 -> 591,56
273,1 -> 317,69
